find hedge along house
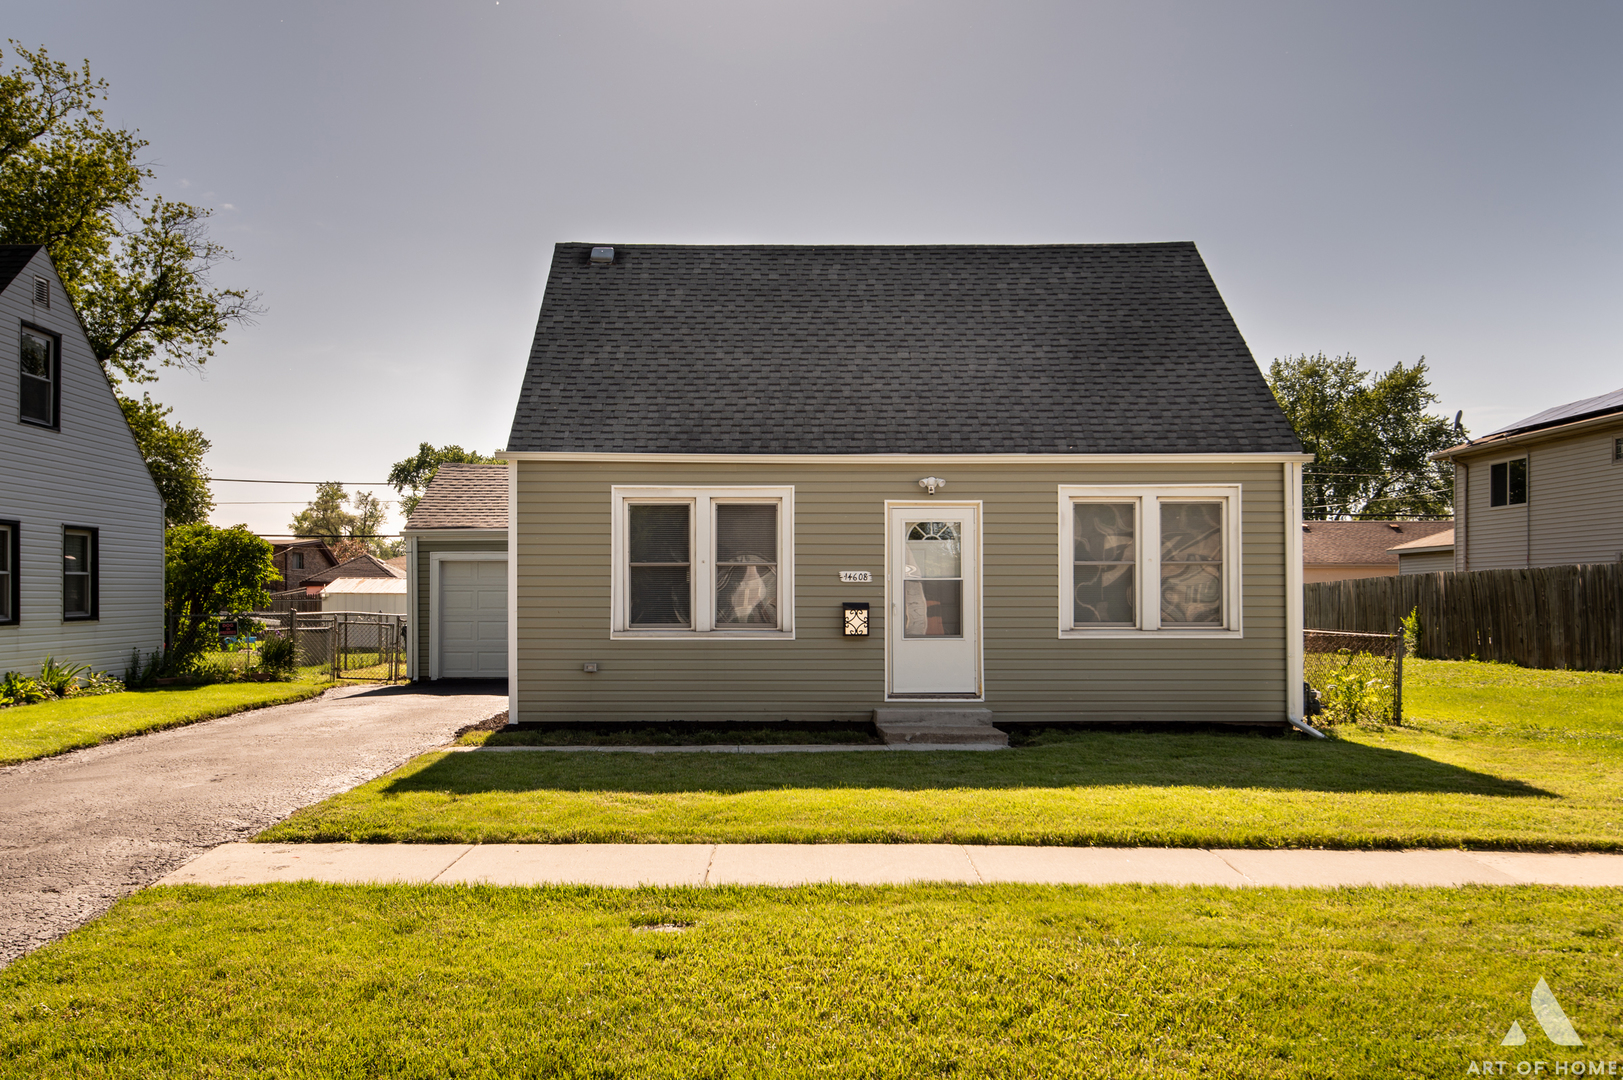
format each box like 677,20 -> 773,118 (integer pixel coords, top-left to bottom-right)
403,463 -> 509,680
503,243 -> 1313,729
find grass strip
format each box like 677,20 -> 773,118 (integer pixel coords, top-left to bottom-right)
258,660 -> 1623,850
2,883 -> 1618,1078
0,680 -> 328,765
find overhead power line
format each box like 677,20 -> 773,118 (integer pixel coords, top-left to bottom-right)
210,477 -> 392,486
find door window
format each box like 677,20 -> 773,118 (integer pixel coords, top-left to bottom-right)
902,520 -> 962,638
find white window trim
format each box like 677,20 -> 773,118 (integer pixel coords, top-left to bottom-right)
1057,484 -> 1243,640
610,485 -> 795,640
1488,455 -> 1529,508
428,551 -> 508,681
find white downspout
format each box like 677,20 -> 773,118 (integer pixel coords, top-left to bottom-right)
507,457 -> 519,723
1284,461 -> 1326,738
406,533 -> 419,680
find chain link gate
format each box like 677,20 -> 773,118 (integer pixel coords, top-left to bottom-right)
1303,629 -> 1403,726
279,611 -> 406,682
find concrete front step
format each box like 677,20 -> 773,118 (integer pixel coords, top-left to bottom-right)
873,707 -> 1008,747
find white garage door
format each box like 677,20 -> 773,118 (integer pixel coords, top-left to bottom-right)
439,560 -> 507,678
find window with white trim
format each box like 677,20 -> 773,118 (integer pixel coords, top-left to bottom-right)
1058,486 -> 1241,636
1489,458 -> 1527,507
612,486 -> 793,637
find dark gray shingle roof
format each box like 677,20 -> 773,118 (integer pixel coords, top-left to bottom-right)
507,243 -> 1302,455
403,463 -> 508,530
0,245 -> 43,295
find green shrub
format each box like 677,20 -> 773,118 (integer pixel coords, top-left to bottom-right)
0,672 -> 51,707
38,656 -> 91,697
258,634 -> 297,677
125,648 -> 165,689
79,671 -> 126,696
1400,606 -> 1422,658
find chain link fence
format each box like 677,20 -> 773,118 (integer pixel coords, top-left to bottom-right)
250,611 -> 407,682
1304,629 -> 1403,727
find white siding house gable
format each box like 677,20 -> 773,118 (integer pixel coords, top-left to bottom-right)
0,248 -> 165,676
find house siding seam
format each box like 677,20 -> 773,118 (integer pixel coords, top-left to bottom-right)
1455,426 -> 1623,570
513,458 -> 1287,725
0,249 -> 164,674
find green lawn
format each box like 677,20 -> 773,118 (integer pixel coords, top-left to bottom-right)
258,660 -> 1623,850
0,680 -> 329,765
2,883 -> 1617,1078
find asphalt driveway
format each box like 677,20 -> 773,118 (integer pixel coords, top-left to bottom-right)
0,682 -> 505,966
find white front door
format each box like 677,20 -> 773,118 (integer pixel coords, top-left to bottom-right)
888,504 -> 981,698
438,559 -> 508,678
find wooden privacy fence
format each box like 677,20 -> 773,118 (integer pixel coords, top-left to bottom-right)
1305,562 -> 1623,671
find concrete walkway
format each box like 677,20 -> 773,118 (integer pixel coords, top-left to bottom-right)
0,683 -> 505,966
159,843 -> 1623,889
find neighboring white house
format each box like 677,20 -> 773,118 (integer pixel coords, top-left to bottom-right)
319,575 -> 408,615
0,246 -> 164,676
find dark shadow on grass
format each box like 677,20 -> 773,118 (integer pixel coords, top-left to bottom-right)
342,679 -> 508,698
381,730 -> 1554,798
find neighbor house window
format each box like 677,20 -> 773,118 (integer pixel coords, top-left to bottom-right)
289,551 -> 304,570
1489,458 -> 1527,507
1058,486 -> 1241,636
612,486 -> 794,637
63,527 -> 97,620
20,326 -> 58,427
0,521 -> 17,625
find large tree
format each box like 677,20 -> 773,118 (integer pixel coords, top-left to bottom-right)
387,443 -> 503,517
119,393 -> 213,524
0,43 -> 260,385
164,523 -> 276,672
290,482 -> 399,560
1266,353 -> 1461,520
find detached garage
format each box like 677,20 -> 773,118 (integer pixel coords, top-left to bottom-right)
403,463 -> 509,682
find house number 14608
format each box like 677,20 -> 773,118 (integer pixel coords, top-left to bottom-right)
839,571 -> 873,583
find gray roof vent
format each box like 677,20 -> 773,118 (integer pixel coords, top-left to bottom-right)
590,246 -> 615,265
33,276 -> 49,307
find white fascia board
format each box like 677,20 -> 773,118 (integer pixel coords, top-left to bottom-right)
503,451 -> 1316,466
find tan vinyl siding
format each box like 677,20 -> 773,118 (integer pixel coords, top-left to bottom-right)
1398,550 -> 1454,575
0,250 -> 164,675
1457,425 -> 1623,570
412,535 -> 507,667
514,459 -> 1289,725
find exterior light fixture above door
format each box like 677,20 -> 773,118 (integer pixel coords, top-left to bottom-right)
917,477 -> 947,495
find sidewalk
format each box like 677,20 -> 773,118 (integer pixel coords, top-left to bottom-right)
157,843 -> 1623,889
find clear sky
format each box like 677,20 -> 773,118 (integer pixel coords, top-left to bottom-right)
11,1 -> 1622,537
